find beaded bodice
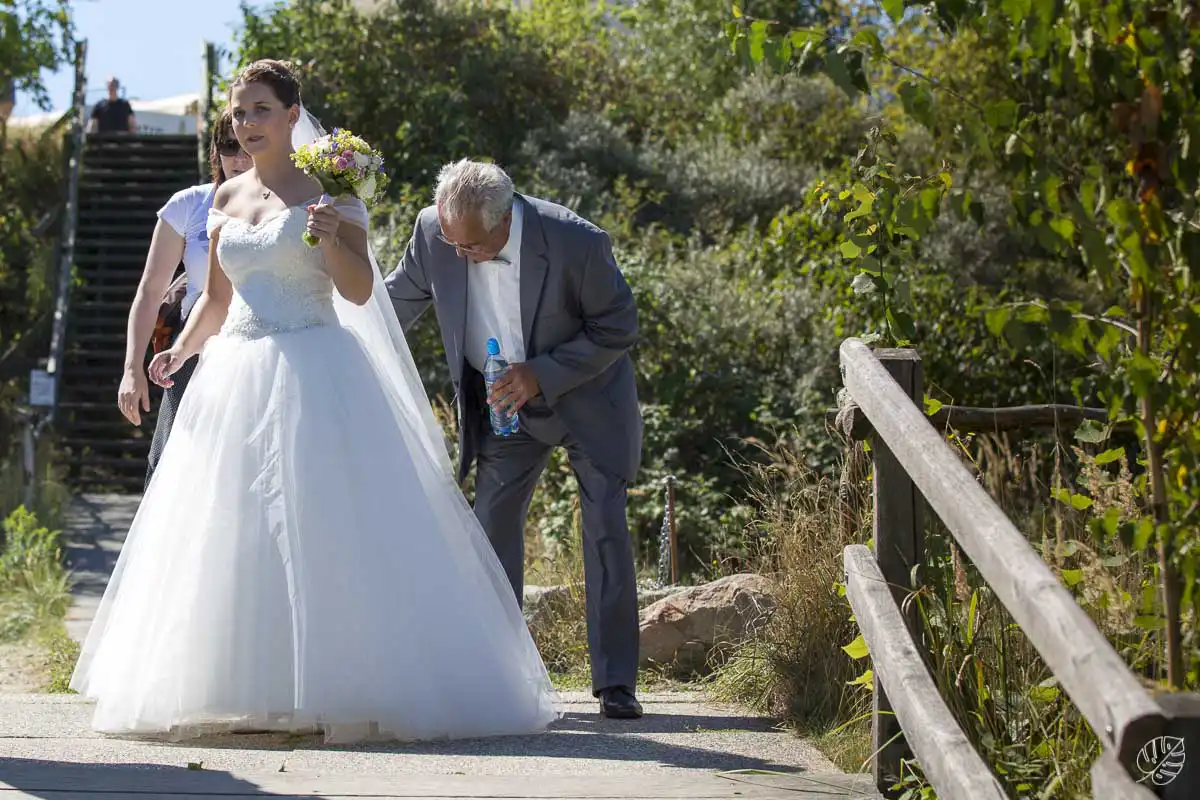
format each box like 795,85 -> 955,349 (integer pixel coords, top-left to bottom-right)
211,207 -> 338,340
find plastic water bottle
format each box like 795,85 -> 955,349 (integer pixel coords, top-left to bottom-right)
483,337 -> 520,437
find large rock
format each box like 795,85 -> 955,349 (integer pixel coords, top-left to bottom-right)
638,573 -> 774,673
523,584 -> 687,631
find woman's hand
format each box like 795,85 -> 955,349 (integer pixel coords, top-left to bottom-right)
148,348 -> 187,389
305,201 -> 342,247
117,368 -> 151,425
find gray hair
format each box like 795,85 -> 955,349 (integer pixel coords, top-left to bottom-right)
434,159 -> 514,232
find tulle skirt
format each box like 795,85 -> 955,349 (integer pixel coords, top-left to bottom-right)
69,322 -> 561,743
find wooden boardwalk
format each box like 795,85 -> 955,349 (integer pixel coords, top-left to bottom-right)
0,494 -> 880,799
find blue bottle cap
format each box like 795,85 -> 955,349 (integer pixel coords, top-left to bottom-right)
486,338 -> 500,356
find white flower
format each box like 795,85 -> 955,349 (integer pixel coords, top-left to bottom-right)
353,152 -> 369,168
359,173 -> 377,200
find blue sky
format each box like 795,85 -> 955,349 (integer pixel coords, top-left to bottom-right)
14,0 -> 265,116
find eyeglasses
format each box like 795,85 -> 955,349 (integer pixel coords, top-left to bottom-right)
216,139 -> 242,158
436,231 -> 493,258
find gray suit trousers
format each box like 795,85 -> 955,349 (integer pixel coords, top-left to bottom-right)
473,426 -> 640,696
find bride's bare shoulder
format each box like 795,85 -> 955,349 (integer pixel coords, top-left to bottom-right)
214,172 -> 256,214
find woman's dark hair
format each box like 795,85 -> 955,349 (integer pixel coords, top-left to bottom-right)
209,109 -> 237,185
229,59 -> 302,108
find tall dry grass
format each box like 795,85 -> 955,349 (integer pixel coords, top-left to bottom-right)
710,440 -> 864,728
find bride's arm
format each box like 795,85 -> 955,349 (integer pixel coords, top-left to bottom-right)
174,230 -> 234,360
147,227 -> 233,387
308,201 -> 373,305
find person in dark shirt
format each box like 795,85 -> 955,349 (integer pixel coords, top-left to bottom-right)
87,76 -> 137,134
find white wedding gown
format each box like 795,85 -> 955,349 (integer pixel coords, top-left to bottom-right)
69,200 -> 561,743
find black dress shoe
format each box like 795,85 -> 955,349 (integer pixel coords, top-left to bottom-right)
598,686 -> 643,719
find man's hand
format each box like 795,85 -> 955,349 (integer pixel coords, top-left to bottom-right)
489,363 -> 541,413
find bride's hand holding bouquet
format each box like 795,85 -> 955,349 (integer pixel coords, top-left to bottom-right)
292,128 -> 389,247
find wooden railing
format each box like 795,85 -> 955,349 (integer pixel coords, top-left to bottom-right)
836,338 -> 1200,799
44,38 -> 88,422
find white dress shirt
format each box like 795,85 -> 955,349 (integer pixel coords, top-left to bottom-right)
464,201 -> 524,373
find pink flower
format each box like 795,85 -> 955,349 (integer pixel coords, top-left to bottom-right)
335,156 -> 350,170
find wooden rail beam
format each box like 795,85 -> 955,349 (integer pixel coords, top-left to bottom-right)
840,338 -> 1167,774
844,545 -> 1008,800
828,403 -> 1123,440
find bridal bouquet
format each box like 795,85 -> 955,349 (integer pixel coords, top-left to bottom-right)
292,128 -> 389,247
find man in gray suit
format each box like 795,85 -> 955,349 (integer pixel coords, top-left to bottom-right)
384,160 -> 644,719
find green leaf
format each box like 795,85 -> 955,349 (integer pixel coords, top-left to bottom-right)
850,29 -> 885,58
985,307 -> 1012,337
1029,683 -> 1060,703
1002,0 -> 1033,24
898,80 -> 935,130
824,48 -> 869,98
924,396 -> 944,416
1051,488 -> 1093,510
840,239 -> 863,259
985,99 -> 1018,129
888,309 -> 917,341
966,590 -> 979,646
1050,216 -> 1075,244
1094,447 -> 1125,465
843,183 -> 875,222
1060,569 -> 1084,587
748,20 -> 769,64
1132,519 -> 1155,551
847,668 -> 874,688
1080,223 -> 1114,281
1074,419 -> 1108,444
1134,615 -> 1166,631
881,0 -> 905,24
842,634 -> 870,659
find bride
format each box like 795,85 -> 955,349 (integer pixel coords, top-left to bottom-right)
69,59 -> 561,743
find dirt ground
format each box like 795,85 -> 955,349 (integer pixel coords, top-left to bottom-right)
0,641 -> 44,693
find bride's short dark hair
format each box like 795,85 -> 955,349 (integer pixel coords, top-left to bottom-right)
230,59 -> 302,107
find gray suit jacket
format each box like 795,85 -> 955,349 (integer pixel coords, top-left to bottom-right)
384,194 -> 643,485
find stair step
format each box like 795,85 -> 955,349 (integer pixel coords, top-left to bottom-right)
73,272 -> 142,285
75,238 -> 151,252
80,169 -> 197,182
61,437 -> 151,451
75,254 -> 149,266
74,281 -> 138,293
70,475 -> 146,493
77,206 -> 164,218
69,314 -> 129,328
62,367 -> 139,380
68,453 -> 149,469
77,221 -> 158,234
79,181 -> 193,195
73,300 -> 138,313
64,353 -> 130,366
62,416 -> 156,431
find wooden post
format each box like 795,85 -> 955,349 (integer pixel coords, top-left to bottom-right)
666,476 -> 678,585
867,348 -> 925,794
198,42 -> 215,181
